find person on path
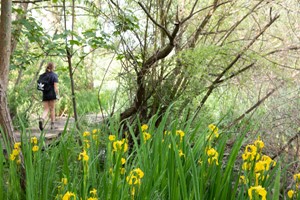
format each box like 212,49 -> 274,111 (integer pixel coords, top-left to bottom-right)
38,62 -> 59,130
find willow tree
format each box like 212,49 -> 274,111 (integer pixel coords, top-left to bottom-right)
104,0 -> 281,126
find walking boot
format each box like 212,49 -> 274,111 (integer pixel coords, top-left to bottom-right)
39,119 -> 44,131
50,122 -> 57,130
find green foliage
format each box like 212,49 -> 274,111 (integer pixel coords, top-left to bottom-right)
113,10 -> 139,35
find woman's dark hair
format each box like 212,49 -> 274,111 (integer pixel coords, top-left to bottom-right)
46,62 -> 54,72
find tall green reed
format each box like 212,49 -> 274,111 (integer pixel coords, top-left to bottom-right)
0,110 -> 289,200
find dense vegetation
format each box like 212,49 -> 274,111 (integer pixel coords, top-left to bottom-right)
2,116 -> 294,199
0,0 -> 299,199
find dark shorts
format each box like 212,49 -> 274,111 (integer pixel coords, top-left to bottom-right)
43,90 -> 56,101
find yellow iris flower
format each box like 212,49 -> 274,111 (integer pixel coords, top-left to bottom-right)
287,190 -> 294,198
31,137 -> 38,145
78,149 -> 89,161
113,139 -> 128,152
83,131 -> 90,137
206,147 -> 219,165
32,145 -> 39,152
108,135 -> 116,141
143,132 -> 151,142
62,191 -> 76,200
141,124 -> 148,132
248,186 -> 267,200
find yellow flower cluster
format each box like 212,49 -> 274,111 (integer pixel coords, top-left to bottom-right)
141,124 -> 152,143
163,129 -> 186,158
83,131 -> 90,137
163,129 -> 185,143
79,130 -> 99,167
208,124 -> 219,138
176,130 -> 185,142
10,142 -> 21,164
178,149 -> 185,158
141,124 -> 148,132
87,188 -> 98,200
57,179 -> 98,200
206,147 -> 219,165
126,168 -> 144,198
83,129 -> 100,148
248,186 -> 267,200
83,131 -> 91,149
287,173 -> 300,199
242,138 -> 276,173
78,149 -> 89,161
92,129 -> 100,140
31,137 -> 39,152
163,129 -> 185,159
126,168 -> 144,185
79,129 -> 100,165
56,177 -> 68,199
109,157 -> 127,175
241,138 -> 276,200
108,135 -> 128,176
112,139 -> 128,153
62,191 -> 76,200
120,157 -> 126,174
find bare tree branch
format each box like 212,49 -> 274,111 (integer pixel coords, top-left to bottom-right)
217,0 -> 265,45
216,62 -> 256,84
264,46 -> 300,56
226,86 -> 280,129
184,0 -> 233,48
138,2 -> 173,42
271,131 -> 300,160
12,0 -> 50,3
181,1 -> 231,25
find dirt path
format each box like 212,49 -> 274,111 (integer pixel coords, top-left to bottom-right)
1,114 -> 105,149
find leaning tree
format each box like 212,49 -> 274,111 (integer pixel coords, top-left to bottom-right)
0,0 -> 15,147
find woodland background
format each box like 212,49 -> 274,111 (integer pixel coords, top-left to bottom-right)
0,0 -> 299,198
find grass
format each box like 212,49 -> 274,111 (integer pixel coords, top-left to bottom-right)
1,110 -> 299,200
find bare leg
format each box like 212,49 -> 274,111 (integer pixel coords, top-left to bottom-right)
42,101 -> 50,120
49,100 -> 56,123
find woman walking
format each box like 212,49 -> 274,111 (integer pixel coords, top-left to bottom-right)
38,62 -> 59,131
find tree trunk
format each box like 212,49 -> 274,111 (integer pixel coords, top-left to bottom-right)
0,2 -> 27,191
63,0 -> 79,128
0,0 -> 16,147
67,49 -> 79,126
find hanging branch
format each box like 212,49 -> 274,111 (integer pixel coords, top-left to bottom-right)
218,0 -> 265,45
272,131 -> 300,160
191,14 -> 280,123
225,86 -> 279,130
